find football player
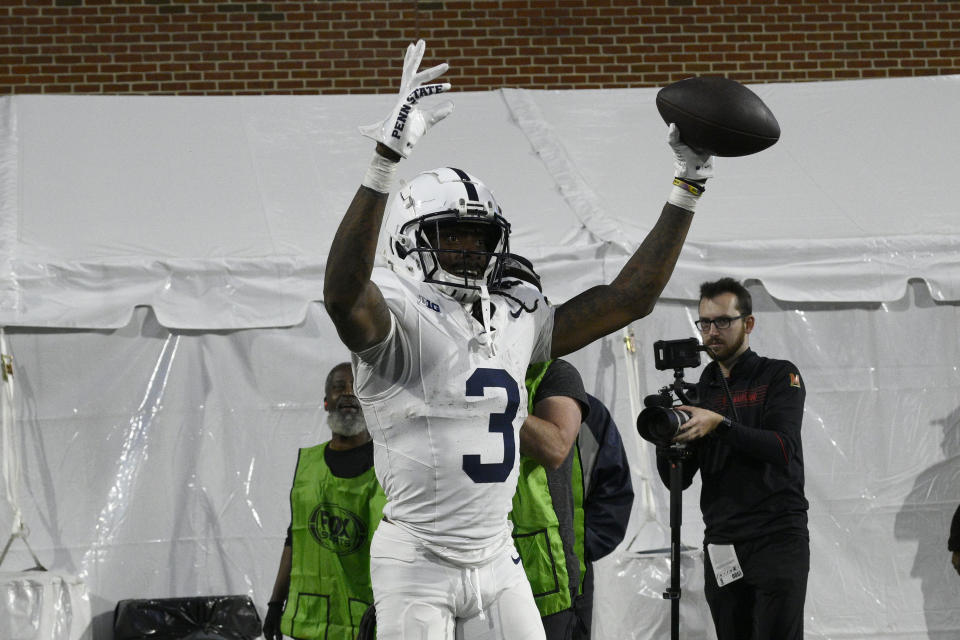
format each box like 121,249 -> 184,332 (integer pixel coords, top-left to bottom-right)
323,40 -> 713,640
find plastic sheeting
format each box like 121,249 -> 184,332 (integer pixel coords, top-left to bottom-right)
0,570 -> 92,640
1,76 -> 959,639
594,549 -> 716,640
2,76 -> 960,329
0,308 -> 341,638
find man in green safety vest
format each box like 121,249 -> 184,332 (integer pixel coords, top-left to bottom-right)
505,256 -> 634,640
514,361 -> 635,640
263,362 -> 386,640
513,358 -> 590,639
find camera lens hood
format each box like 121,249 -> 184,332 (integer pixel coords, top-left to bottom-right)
637,406 -> 691,446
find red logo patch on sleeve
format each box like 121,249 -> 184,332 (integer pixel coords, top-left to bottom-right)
789,373 -> 801,388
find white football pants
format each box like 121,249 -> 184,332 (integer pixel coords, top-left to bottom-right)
370,519 -> 546,640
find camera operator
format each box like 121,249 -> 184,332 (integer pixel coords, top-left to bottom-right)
655,277 -> 809,640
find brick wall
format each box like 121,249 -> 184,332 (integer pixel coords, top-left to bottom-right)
2,0 -> 959,94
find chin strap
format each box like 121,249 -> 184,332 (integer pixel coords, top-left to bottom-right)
477,284 -> 496,357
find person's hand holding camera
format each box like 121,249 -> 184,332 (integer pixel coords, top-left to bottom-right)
673,405 -> 726,443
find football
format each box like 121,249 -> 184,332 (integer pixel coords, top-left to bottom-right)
656,76 -> 780,157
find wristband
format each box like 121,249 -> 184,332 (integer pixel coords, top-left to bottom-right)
673,177 -> 705,196
361,153 -> 399,194
667,180 -> 703,212
716,416 -> 733,435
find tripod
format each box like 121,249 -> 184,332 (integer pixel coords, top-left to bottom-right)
657,443 -> 692,640
636,365 -> 702,639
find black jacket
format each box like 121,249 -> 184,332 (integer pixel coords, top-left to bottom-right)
950,504 -> 960,551
580,394 -> 634,561
656,348 -> 809,544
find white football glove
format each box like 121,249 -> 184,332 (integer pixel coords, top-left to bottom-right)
668,123 -> 714,181
359,40 -> 454,159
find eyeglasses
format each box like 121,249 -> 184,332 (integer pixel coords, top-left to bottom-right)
695,314 -> 747,332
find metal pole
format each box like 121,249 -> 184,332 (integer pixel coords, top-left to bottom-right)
664,452 -> 685,640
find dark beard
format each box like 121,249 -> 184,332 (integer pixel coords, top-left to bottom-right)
706,329 -> 746,363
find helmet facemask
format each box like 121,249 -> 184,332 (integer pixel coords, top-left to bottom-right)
407,215 -> 509,302
385,168 -> 511,303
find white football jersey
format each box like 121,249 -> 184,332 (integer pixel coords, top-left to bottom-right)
352,267 -> 554,563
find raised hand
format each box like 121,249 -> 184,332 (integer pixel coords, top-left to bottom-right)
359,39 -> 454,158
668,123 -> 714,182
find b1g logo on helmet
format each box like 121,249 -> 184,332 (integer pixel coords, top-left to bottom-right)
308,504 -> 368,555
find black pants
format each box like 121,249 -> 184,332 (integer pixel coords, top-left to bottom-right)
541,562 -> 594,640
703,531 -> 809,640
573,563 -> 593,640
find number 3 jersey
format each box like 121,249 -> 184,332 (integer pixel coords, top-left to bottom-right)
351,267 -> 554,563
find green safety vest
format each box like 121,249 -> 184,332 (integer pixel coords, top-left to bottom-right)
281,442 -> 386,640
510,361 -> 587,617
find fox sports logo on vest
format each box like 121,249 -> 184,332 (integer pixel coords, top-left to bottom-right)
308,504 -> 368,555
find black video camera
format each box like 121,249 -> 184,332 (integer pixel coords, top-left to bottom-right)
653,337 -> 702,371
636,338 -> 704,447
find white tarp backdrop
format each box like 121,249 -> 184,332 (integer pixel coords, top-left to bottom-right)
0,75 -> 958,639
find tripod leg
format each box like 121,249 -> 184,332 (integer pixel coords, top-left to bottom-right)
669,457 -> 683,640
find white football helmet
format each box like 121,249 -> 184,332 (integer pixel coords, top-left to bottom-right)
382,167 -> 510,303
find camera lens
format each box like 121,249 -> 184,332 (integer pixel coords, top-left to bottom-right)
637,406 -> 691,446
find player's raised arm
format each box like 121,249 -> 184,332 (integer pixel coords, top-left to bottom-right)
550,124 -> 713,357
323,40 -> 454,352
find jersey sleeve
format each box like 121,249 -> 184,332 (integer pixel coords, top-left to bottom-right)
522,285 -> 554,363
350,268 -> 411,398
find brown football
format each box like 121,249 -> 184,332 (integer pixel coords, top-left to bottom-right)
656,76 -> 780,157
